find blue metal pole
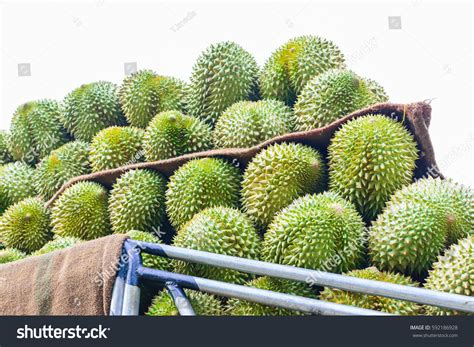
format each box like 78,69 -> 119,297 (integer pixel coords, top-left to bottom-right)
165,282 -> 196,316
136,265 -> 390,316
121,241 -> 142,316
133,241 -> 474,314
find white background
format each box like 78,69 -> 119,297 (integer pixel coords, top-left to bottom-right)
0,0 -> 472,186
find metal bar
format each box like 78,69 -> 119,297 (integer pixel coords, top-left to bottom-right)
133,241 -> 474,313
137,266 -> 390,316
165,282 -> 196,316
109,249 -> 128,315
121,241 -> 142,316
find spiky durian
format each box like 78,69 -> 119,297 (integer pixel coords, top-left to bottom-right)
0,197 -> 51,253
34,141 -> 90,200
424,236 -> 473,315
369,179 -> 473,274
227,276 -> 316,316
364,78 -> 389,105
143,110 -> 212,161
173,207 -> 260,284
0,131 -> 12,165
166,158 -> 241,229
51,181 -> 111,240
242,142 -> 325,229
119,70 -> 186,128
187,41 -> 259,125
126,230 -> 170,271
0,248 -> 26,264
32,236 -> 81,256
89,126 -> 144,172
0,162 -> 37,213
320,267 -> 421,315
62,81 -> 125,142
262,192 -> 365,273
213,100 -> 295,149
8,100 -> 68,164
259,36 -> 345,105
328,115 -> 418,221
109,170 -> 167,233
294,70 -> 388,131
147,289 -> 223,316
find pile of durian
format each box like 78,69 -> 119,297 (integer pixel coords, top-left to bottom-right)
0,36 -> 472,316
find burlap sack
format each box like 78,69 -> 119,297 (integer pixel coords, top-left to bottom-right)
0,234 -> 128,315
45,101 -> 440,209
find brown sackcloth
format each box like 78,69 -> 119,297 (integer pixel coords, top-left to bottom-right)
45,101 -> 441,208
0,234 -> 128,315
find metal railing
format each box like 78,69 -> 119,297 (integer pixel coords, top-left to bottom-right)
110,239 -> 474,316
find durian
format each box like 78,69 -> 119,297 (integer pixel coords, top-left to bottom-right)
213,100 -> 295,149
0,197 -> 51,253
109,169 -> 167,233
89,126 -> 144,172
262,192 -> 365,272
242,142 -> 325,228
126,230 -> 170,271
143,110 -> 212,161
0,162 -> 37,213
166,158 -> 241,229
51,181 -> 111,240
259,35 -> 345,105
424,236 -> 473,315
369,178 -> 473,274
0,248 -> 26,264
187,41 -> 259,125
34,141 -> 90,200
62,81 -> 125,142
319,267 -> 421,315
0,131 -> 12,165
8,100 -> 68,164
119,70 -> 187,128
32,236 -> 81,256
147,289 -> 223,316
227,276 -> 316,316
294,69 -> 388,131
173,207 -> 260,284
328,115 -> 418,221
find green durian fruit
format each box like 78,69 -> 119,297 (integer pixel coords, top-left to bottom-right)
320,267 -> 421,315
227,276 -> 316,316
51,181 -> 111,240
0,248 -> 27,264
0,162 -> 37,213
262,192 -> 365,273
119,70 -> 187,128
187,41 -> 259,125
166,158 -> 241,229
424,236 -> 473,315
143,110 -> 212,161
242,142 -> 325,229
126,230 -> 170,271
173,207 -> 260,284
294,69 -> 388,131
0,131 -> 12,165
8,100 -> 68,164
89,126 -> 144,172
328,115 -> 418,221
259,36 -> 345,105
147,289 -> 223,316
32,236 -> 81,256
63,81 -> 125,142
34,141 -> 90,200
363,78 -> 389,105
213,100 -> 295,149
369,178 -> 473,274
0,197 -> 51,253
109,170 -> 166,233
